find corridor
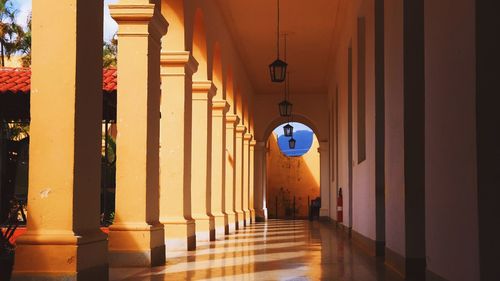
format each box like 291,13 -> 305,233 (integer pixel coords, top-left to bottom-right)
110,220 -> 403,281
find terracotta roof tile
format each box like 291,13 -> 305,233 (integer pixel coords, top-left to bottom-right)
0,67 -> 117,94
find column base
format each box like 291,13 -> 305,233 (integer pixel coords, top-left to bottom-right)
212,213 -> 226,240
109,222 -> 166,267
235,211 -> 245,229
193,215 -> 215,242
13,265 -> 108,281
242,209 -> 250,226
224,211 -> 237,234
255,208 -> 268,222
249,209 -> 256,224
162,218 -> 196,251
13,230 -> 108,281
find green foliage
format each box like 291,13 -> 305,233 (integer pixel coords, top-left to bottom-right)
103,35 -> 117,68
0,0 -> 24,67
18,12 -> 30,67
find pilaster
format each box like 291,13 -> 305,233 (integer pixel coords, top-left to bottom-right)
108,2 -> 168,267
234,124 -> 247,228
242,132 -> 252,226
13,0 -> 108,279
249,139 -> 257,223
211,100 -> 230,239
224,114 -> 239,234
318,142 -> 330,219
254,141 -> 268,221
191,80 -> 216,242
159,51 -> 198,251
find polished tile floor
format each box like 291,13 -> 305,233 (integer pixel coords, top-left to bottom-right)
110,220 -> 403,281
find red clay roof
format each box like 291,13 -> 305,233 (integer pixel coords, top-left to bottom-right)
0,67 -> 117,94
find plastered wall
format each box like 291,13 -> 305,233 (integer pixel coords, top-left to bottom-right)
266,133 -> 320,219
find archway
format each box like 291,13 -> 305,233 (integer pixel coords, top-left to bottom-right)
265,122 -> 321,220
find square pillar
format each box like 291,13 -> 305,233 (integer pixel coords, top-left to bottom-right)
234,124 -> 246,228
254,141 -> 268,221
242,133 -> 252,225
211,100 -> 230,239
224,114 -> 239,234
249,140 -> 257,223
108,3 -> 168,267
318,142 -> 330,219
13,0 -> 107,280
159,51 -> 197,251
191,80 -> 216,242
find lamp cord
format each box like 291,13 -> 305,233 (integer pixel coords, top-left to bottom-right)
277,0 -> 280,59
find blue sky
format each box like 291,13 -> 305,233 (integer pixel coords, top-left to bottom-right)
12,0 -> 118,42
273,122 -> 313,137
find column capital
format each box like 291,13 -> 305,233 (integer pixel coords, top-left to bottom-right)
110,3 -> 167,38
249,140 -> 257,151
236,124 -> 247,135
244,132 -> 253,141
212,100 -> 230,115
192,80 -> 216,100
110,4 -> 154,23
226,114 -> 240,126
160,51 -> 198,75
254,141 -> 266,151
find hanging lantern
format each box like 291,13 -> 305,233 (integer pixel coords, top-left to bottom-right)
269,0 -> 287,83
278,100 -> 293,117
269,59 -> 288,83
283,123 -> 293,137
289,137 -> 296,149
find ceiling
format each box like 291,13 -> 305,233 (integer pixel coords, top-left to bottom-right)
216,0 -> 339,96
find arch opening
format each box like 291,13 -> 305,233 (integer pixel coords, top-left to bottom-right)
265,122 -> 320,220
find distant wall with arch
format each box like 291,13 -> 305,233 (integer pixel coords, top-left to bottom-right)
266,132 -> 320,219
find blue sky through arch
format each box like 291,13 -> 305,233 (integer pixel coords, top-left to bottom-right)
273,122 -> 314,157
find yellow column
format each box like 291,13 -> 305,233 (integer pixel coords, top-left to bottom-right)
211,100 -> 230,238
159,51 -> 197,251
234,124 -> 246,228
108,3 -> 167,267
13,0 -> 107,279
191,80 -> 215,242
225,114 -> 239,233
242,132 -> 252,226
254,141 -> 268,221
249,139 -> 257,223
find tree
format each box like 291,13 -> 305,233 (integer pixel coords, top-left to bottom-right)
18,12 -> 30,67
103,34 -> 117,67
0,0 -> 24,67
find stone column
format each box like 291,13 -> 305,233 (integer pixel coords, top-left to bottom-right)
254,141 -> 268,221
242,132 -> 252,225
211,100 -> 230,239
224,114 -> 239,234
318,141 -> 330,219
191,80 -> 215,242
234,124 -> 246,228
13,0 -> 107,279
159,51 -> 197,251
107,3 -> 167,267
249,140 -> 257,223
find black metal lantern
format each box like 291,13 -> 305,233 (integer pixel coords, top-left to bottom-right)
289,137 -> 296,149
269,59 -> 287,83
278,99 -> 293,117
269,0 -> 287,83
283,123 -> 293,137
